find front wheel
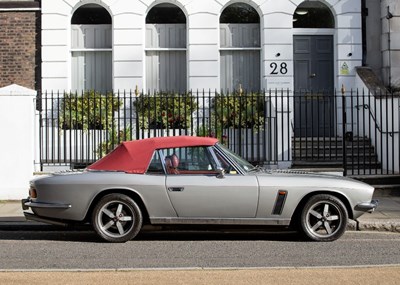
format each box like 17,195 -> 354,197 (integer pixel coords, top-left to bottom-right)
300,194 -> 348,242
92,194 -> 142,243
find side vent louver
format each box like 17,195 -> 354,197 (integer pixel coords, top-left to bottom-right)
272,190 -> 287,215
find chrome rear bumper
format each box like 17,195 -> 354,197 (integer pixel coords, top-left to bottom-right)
21,198 -> 71,210
21,198 -> 71,227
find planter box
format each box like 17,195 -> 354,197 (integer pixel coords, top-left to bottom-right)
137,128 -> 189,139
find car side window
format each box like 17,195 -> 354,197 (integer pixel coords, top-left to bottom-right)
161,147 -> 218,175
146,151 -> 164,174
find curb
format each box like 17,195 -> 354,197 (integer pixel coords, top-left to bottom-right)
347,220 -> 400,233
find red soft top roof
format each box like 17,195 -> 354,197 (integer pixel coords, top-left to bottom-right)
87,136 -> 219,174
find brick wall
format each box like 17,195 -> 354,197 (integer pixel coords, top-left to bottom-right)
0,11 -> 39,89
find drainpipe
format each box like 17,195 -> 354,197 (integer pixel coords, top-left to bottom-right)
361,0 -> 367,66
386,6 -> 393,88
341,85 -> 347,176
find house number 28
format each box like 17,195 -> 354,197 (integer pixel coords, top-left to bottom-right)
270,62 -> 288,75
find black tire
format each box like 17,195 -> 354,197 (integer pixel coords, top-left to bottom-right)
92,194 -> 142,243
300,194 -> 348,242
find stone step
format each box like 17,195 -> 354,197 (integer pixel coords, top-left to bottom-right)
292,136 -> 383,172
293,150 -> 376,157
349,174 -> 400,195
351,175 -> 400,185
293,142 -> 375,148
292,160 -> 381,169
372,185 -> 400,195
292,137 -> 371,143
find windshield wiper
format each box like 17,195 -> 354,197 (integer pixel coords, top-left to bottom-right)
248,165 -> 262,172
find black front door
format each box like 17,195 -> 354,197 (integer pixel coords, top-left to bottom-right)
294,35 -> 334,137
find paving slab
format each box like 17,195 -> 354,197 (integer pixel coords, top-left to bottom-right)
0,201 -> 23,220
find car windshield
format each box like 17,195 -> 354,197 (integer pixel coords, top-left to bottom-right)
217,144 -> 256,173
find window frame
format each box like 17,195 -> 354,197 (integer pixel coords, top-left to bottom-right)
145,4 -> 187,92
219,4 -> 261,92
70,5 -> 113,93
156,146 -> 224,175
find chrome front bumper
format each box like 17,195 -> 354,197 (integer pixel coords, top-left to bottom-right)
355,199 -> 379,213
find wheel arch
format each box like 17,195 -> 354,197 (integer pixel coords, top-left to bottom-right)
84,189 -> 150,224
290,190 -> 353,227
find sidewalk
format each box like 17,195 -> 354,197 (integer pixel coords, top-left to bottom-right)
1,197 -> 400,232
350,196 -> 400,232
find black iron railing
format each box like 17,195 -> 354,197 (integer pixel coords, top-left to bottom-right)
37,89 -> 400,175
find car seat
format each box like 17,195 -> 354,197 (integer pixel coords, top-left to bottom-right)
165,154 -> 180,174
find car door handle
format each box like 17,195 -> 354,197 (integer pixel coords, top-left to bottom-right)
168,187 -> 184,192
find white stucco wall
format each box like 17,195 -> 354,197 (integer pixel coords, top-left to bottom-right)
381,0 -> 400,88
0,85 -> 36,200
39,0 -> 364,172
41,0 -> 363,92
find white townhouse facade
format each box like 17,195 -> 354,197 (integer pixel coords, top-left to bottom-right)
2,0 -> 400,200
41,0 -> 364,94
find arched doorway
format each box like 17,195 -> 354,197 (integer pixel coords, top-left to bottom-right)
293,1 -> 335,137
71,4 -> 112,93
220,3 -> 260,92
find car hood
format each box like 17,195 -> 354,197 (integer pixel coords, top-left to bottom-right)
254,169 -> 374,191
258,169 -> 344,177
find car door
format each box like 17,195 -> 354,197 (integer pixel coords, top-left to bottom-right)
163,146 -> 259,218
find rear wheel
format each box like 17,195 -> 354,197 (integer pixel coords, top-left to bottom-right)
92,194 -> 142,243
300,194 -> 348,242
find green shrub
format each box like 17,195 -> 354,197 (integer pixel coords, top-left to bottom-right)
134,92 -> 198,129
212,92 -> 265,128
59,91 -> 122,130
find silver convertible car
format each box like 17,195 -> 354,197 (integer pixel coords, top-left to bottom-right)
22,136 -> 377,242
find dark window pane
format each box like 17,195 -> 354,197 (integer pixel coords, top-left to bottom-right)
147,152 -> 164,174
72,4 -> 111,24
146,4 -> 186,24
293,1 -> 334,28
161,147 -> 217,174
220,3 -> 259,23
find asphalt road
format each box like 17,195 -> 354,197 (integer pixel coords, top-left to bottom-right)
0,224 -> 399,270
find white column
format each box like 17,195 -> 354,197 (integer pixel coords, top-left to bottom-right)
0,84 -> 37,199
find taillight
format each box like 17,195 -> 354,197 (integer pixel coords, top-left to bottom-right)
29,186 -> 37,198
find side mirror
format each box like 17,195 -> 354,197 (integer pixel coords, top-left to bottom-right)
216,167 -> 225,179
